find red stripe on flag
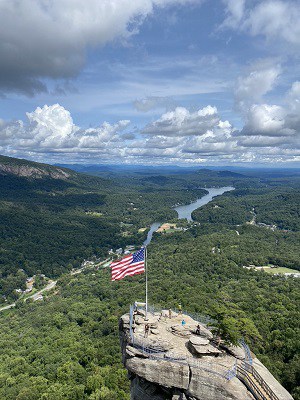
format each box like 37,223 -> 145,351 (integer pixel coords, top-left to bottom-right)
110,255 -> 132,268
112,265 -> 145,281
112,260 -> 144,278
111,261 -> 132,275
111,258 -> 133,276
109,249 -> 145,281
112,262 -> 144,280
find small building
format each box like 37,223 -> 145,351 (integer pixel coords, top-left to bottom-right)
125,245 -> 135,251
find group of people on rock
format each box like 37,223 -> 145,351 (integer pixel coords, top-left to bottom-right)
132,304 -> 202,338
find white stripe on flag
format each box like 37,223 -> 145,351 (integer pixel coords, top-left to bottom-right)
112,265 -> 145,281
112,262 -> 144,280
110,248 -> 145,281
110,255 -> 132,268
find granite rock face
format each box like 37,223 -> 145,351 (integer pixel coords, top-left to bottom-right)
126,357 -> 190,390
0,162 -> 71,179
188,336 -> 222,356
189,336 -> 209,346
188,366 -> 254,400
120,312 -> 293,400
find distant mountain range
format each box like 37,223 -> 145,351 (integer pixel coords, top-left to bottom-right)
1,154 -> 299,183
56,162 -> 300,177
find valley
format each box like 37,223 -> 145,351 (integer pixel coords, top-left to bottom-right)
0,155 -> 299,399
2,2 -> 300,399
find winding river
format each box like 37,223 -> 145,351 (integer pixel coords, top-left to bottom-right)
143,186 -> 234,246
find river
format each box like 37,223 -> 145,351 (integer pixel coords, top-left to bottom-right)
143,186 -> 234,246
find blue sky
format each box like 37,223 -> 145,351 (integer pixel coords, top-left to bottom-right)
0,0 -> 299,166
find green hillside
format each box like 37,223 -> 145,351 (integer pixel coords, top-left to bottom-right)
0,155 -> 299,399
0,155 -> 207,300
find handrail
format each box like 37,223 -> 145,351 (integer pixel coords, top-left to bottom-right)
239,338 -> 253,365
131,336 -> 167,353
251,365 -> 280,400
237,364 -> 280,400
237,338 -> 280,400
144,304 -> 215,326
237,366 -> 268,400
128,306 -> 280,400
131,338 -> 280,400
130,335 -> 233,380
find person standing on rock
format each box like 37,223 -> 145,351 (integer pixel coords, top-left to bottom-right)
169,309 -> 172,319
196,324 -> 201,335
144,323 -> 150,338
178,303 -> 182,315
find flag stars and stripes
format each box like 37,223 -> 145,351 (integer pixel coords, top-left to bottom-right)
110,247 -> 145,281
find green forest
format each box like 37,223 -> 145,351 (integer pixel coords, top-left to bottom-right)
0,164 -> 208,300
0,156 -> 299,399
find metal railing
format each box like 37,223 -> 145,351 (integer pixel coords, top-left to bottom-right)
173,307 -> 216,326
236,339 -> 280,400
130,338 -> 281,400
130,334 -> 234,381
129,304 -> 134,340
237,363 -> 280,400
239,338 -> 253,365
143,304 -> 215,327
224,360 -> 237,381
128,305 -> 280,400
131,336 -> 168,354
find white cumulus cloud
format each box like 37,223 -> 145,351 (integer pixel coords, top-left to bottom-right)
221,0 -> 300,47
0,104 -> 130,153
0,0 -> 197,95
142,106 -> 220,136
234,62 -> 281,110
1,100 -> 299,165
241,104 -> 287,136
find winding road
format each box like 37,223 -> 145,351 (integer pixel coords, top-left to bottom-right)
0,280 -> 57,313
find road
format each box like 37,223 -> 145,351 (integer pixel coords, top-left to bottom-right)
0,280 -> 57,312
0,256 -> 111,313
0,302 -> 16,312
25,280 -> 57,302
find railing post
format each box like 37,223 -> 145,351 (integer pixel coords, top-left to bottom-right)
129,304 -> 134,341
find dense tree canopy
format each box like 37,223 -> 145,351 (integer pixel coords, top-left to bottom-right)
0,161 -> 299,399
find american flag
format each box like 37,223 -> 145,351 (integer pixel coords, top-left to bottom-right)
110,247 -> 145,281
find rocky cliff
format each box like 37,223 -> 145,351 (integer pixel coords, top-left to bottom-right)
119,310 -> 293,400
0,154 -> 73,179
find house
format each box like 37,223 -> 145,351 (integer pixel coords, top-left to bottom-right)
125,245 -> 135,251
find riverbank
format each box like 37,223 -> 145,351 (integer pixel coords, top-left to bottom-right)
175,187 -> 234,221
144,187 -> 234,246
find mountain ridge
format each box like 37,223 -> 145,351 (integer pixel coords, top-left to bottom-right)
0,154 -> 76,180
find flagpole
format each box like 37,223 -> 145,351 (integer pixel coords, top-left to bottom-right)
145,245 -> 148,320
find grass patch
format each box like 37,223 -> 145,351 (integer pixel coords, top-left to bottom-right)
264,267 -> 300,274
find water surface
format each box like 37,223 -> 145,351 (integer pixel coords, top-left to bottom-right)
175,187 -> 234,221
143,222 -> 161,246
144,186 -> 234,245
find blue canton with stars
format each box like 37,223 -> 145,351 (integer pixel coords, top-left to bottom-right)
132,248 -> 145,263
